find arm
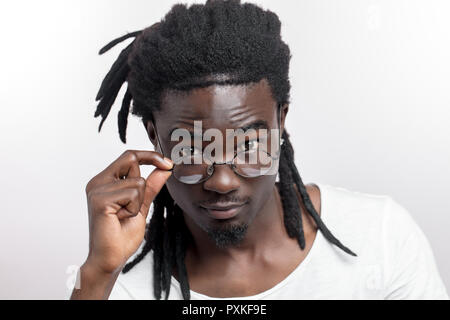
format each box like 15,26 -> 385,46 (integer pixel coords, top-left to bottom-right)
70,150 -> 173,300
70,262 -> 122,300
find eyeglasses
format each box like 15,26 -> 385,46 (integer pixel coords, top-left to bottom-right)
153,104 -> 283,185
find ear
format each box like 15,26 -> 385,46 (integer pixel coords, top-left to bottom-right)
143,119 -> 157,149
280,103 -> 289,136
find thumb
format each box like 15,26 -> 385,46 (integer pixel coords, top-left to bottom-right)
140,168 -> 172,219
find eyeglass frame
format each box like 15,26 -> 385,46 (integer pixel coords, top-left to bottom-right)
152,103 -> 283,184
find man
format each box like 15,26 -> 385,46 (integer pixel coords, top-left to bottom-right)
70,0 -> 448,300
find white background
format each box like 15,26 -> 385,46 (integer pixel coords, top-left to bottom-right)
0,0 -> 448,299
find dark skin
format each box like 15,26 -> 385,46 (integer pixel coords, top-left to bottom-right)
146,77 -> 321,297
71,77 -> 320,300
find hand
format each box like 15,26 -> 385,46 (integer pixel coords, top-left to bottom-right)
83,150 -> 173,275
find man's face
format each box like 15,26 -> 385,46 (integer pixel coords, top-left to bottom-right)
147,77 -> 286,248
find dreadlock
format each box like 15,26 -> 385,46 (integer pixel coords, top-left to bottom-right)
94,0 -> 356,300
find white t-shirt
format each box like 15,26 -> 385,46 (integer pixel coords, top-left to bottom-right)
108,183 -> 449,300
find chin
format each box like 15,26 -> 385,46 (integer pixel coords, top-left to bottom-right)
206,222 -> 249,249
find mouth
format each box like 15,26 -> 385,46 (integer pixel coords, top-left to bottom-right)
200,202 -> 247,220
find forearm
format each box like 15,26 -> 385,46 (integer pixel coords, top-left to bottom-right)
70,261 -> 121,300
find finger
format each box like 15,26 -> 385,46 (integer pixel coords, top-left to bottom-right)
115,150 -> 173,179
140,168 -> 173,219
93,188 -> 142,219
94,177 -> 146,205
96,150 -> 173,186
114,188 -> 142,219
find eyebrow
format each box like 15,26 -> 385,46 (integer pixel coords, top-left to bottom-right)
168,120 -> 269,139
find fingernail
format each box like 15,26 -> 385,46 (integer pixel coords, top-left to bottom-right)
163,157 -> 173,168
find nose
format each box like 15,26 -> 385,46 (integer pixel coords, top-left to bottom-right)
202,163 -> 240,194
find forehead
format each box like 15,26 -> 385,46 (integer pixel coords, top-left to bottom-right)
156,78 -> 276,131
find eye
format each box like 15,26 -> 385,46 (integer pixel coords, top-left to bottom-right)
238,139 -> 259,152
179,146 -> 201,158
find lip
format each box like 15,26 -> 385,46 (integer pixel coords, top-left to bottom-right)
200,203 -> 247,220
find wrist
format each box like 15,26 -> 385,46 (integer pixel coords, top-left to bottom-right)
70,260 -> 122,300
82,258 -> 123,279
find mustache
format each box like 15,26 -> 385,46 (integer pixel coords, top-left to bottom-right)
198,195 -> 250,206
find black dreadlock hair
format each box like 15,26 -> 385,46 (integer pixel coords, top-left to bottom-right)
94,0 -> 356,300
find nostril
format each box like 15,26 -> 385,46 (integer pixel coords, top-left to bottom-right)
202,165 -> 241,194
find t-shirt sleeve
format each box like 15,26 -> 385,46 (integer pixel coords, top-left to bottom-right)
382,197 -> 449,300
108,276 -> 135,300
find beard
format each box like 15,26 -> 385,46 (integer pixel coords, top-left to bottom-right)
206,222 -> 249,248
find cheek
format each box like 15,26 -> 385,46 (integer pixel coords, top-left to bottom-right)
249,175 -> 277,209
165,178 -> 201,211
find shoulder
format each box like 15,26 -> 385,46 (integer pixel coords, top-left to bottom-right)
314,183 -> 448,299
313,183 -> 393,228
316,183 -> 425,247
311,183 -> 407,256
